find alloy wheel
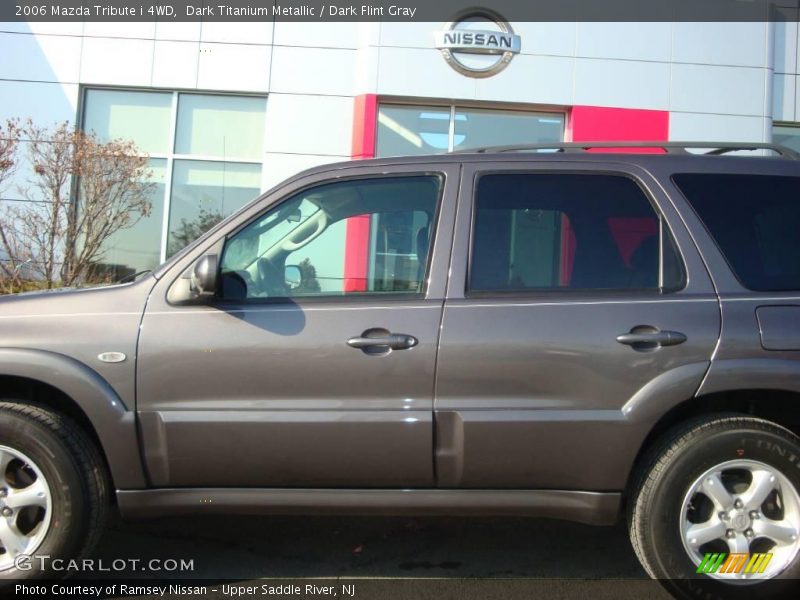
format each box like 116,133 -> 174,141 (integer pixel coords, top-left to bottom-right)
0,444 -> 52,571
680,459 -> 800,581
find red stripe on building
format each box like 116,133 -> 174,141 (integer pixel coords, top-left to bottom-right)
344,94 -> 378,292
351,94 -> 378,160
567,105 -> 670,152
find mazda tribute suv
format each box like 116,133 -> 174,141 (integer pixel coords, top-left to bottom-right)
1,142 -> 800,596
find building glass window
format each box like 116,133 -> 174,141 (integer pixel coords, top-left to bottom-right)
167,161 -> 262,257
82,89 -> 266,274
83,90 -> 172,155
376,104 -> 564,157
174,94 -> 266,160
773,123 -> 800,153
89,159 -> 167,281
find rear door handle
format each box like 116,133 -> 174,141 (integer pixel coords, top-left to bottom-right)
616,328 -> 687,349
347,333 -> 418,351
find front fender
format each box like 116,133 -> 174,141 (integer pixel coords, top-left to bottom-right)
0,348 -> 146,488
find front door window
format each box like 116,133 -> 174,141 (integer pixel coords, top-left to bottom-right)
219,176 -> 441,300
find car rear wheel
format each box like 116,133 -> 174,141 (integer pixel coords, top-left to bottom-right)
0,401 -> 108,579
629,415 -> 800,597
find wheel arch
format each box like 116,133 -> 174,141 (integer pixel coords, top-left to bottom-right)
0,348 -> 147,489
625,387 -> 800,508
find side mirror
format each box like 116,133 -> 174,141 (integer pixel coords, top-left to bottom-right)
191,254 -> 218,298
285,264 -> 302,290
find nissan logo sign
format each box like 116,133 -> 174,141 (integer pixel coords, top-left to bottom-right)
434,11 -> 521,78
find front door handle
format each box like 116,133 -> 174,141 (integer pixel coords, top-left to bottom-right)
347,331 -> 418,351
616,327 -> 687,350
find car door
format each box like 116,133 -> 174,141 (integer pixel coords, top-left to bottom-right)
435,160 -> 721,491
136,163 -> 459,488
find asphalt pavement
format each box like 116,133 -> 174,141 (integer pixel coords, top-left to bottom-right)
84,514 -> 672,599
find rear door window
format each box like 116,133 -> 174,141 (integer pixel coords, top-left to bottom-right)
469,173 -> 685,293
673,174 -> 800,291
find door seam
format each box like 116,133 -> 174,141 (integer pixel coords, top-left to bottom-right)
432,163 -> 464,486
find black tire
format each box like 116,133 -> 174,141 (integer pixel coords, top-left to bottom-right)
629,415 -> 800,600
0,401 -> 109,580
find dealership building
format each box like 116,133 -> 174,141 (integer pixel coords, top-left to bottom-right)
1,15 -> 800,278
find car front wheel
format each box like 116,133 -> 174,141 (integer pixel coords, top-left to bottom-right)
0,401 -> 108,580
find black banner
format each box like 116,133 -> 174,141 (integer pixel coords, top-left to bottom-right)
4,0 -> 800,23
3,578 -> 800,600
0,578 -> 672,600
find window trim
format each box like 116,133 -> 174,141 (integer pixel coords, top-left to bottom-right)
464,169 -> 688,298
213,172 -> 447,306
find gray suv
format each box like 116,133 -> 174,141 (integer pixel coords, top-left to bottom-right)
1,142 -> 800,593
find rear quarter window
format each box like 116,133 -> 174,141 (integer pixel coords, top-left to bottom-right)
672,174 -> 800,291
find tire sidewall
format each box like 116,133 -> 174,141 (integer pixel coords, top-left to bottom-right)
0,410 -> 90,579
645,423 -> 800,598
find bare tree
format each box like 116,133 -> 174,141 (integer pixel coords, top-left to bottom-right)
0,119 -> 23,293
0,119 -> 19,189
0,120 -> 154,290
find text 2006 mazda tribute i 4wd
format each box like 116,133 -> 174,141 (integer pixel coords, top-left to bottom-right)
1,142 -> 800,593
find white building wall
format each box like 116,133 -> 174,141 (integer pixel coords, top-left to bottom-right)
0,19 -> 786,198
373,22 -> 774,143
261,22 -> 360,188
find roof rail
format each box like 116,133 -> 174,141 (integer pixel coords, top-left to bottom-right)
453,141 -> 800,159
